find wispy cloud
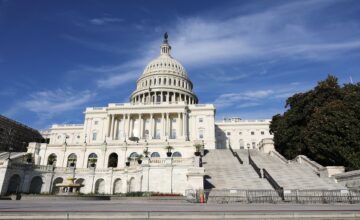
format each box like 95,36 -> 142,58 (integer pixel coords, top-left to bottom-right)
5,89 -> 96,120
97,71 -> 139,88
162,0 -> 360,67
90,17 -> 123,25
214,89 -> 274,109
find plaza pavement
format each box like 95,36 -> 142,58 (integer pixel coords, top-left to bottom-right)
1,199 -> 360,219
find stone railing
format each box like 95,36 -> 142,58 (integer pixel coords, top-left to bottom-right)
292,155 -> 324,174
270,150 -> 288,164
148,157 -> 194,166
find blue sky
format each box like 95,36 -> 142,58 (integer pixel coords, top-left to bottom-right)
1,0 -> 360,129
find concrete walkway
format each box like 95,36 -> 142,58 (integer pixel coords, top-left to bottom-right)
0,199 -> 360,219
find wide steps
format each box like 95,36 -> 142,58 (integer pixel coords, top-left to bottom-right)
248,150 -> 345,190
202,150 -> 272,190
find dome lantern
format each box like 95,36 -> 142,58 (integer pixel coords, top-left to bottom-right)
160,32 -> 171,56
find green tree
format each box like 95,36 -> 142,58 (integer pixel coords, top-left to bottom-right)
270,75 -> 360,170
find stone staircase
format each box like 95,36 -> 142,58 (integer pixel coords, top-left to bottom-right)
202,149 -> 272,189
247,149 -> 346,190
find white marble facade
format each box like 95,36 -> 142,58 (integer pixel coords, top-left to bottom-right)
0,34 -> 271,195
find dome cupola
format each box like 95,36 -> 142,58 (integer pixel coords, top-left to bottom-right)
130,33 -> 198,105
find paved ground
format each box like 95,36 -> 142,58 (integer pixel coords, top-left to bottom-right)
0,200 -> 360,219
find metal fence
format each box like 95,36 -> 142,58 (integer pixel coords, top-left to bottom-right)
185,189 -> 360,204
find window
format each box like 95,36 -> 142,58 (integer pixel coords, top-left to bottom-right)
87,153 -> 98,168
199,118 -> 203,123
171,129 -> 176,139
199,130 -> 204,139
57,135 -> 61,139
151,152 -> 160,157
227,132 -> 231,136
252,142 -> 256,149
239,139 -> 244,149
77,135 -> 80,139
47,153 -> 57,166
108,153 -> 118,168
130,152 -> 139,158
94,121 -> 98,125
239,132 -> 242,135
172,152 -> 182,157
92,132 -> 97,141
67,153 -> 77,167
172,118 -> 176,123
251,131 -> 255,135
246,143 -> 250,149
155,129 -> 160,139
261,131 -> 265,135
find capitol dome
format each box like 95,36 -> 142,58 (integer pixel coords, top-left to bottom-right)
130,33 -> 198,104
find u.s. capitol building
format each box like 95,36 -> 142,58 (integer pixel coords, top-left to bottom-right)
1,34 -> 349,196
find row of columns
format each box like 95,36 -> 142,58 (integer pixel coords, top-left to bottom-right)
106,112 -> 188,141
131,91 -> 196,105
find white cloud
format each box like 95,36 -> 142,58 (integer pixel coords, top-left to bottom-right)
214,89 -> 274,109
23,89 -> 95,119
90,17 -> 123,25
96,71 -> 139,88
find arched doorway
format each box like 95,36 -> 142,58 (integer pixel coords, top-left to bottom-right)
52,177 -> 63,194
75,178 -> 85,194
95,178 -> 105,194
108,153 -> 118,168
7,174 -> 21,194
113,178 -> 122,194
29,176 -> 43,194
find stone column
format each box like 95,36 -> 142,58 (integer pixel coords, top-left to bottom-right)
129,115 -> 133,137
122,114 -> 126,139
107,115 -> 113,137
161,113 -> 165,138
139,114 -> 143,139
178,113 -> 182,138
183,112 -> 187,140
166,113 -> 170,138
150,113 -> 154,139
114,117 -> 119,140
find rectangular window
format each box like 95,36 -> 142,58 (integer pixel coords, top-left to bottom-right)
92,132 -> 97,141
227,132 -> 231,136
252,142 -> 256,149
251,131 -> 255,135
155,129 -> 160,139
239,139 -> 244,149
199,118 -> 203,123
199,130 -> 204,139
171,129 -> 176,139
261,131 -> 265,135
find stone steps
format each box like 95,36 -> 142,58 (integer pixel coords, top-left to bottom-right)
202,149 -> 272,190
247,150 -> 345,190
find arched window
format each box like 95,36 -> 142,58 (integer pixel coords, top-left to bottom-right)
87,153 -> 98,168
150,152 -> 160,157
159,78 -> 161,85
164,78 -> 166,85
129,152 -> 139,158
154,78 -> 156,85
172,152 -> 182,157
108,153 -> 118,168
47,153 -> 57,166
67,153 -> 77,167
149,79 -> 152,85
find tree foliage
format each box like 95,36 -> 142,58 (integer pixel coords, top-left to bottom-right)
270,75 -> 360,170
